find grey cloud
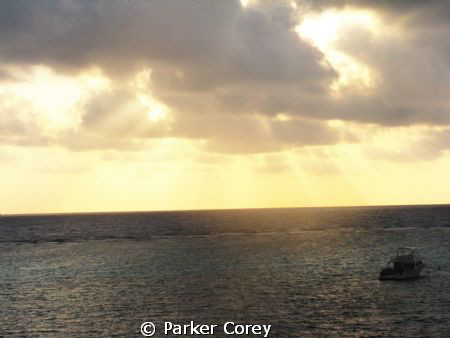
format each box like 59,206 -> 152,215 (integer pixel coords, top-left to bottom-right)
3,0 -> 448,125
0,68 -> 15,81
0,0 -> 332,84
271,119 -> 339,145
0,0 -> 341,151
299,0 -> 442,13
81,87 -> 345,153
0,81 -> 345,153
173,113 -> 343,154
81,89 -> 169,138
287,0 -> 450,127
331,30 -> 450,126
301,0 -> 450,59
1,0 -> 450,156
417,129 -> 450,159
0,87 -> 159,151
0,95 -> 52,146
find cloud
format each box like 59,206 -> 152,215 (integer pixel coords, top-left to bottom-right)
300,0 -> 445,14
328,23 -> 450,126
0,93 -> 53,147
0,0 -> 449,158
79,89 -> 346,153
0,1 -> 332,81
367,128 -> 450,162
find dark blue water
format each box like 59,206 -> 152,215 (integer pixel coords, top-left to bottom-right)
1,205 -> 449,337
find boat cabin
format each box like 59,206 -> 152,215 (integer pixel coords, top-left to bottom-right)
379,247 -> 425,280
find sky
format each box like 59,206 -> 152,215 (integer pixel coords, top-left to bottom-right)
1,0 -> 449,214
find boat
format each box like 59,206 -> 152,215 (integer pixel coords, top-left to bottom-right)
379,247 -> 425,280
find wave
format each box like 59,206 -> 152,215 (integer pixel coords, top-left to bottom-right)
1,224 -> 448,245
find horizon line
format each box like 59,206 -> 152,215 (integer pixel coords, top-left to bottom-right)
2,202 -> 449,217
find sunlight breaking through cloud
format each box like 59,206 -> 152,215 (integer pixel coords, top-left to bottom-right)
296,9 -> 381,94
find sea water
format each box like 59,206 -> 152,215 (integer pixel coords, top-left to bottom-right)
0,205 -> 449,336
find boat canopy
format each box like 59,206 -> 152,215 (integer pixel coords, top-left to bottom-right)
397,247 -> 417,256
390,247 -> 421,263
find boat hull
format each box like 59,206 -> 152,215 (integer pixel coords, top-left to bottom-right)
379,267 -> 424,280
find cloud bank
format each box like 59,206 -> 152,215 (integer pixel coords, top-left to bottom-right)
0,0 -> 449,156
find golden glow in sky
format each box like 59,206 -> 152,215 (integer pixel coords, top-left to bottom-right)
0,1 -> 449,214
0,66 -> 110,134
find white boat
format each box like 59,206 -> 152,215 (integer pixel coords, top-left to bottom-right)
379,247 -> 425,280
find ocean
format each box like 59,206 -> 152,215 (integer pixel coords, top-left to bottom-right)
0,205 -> 449,337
